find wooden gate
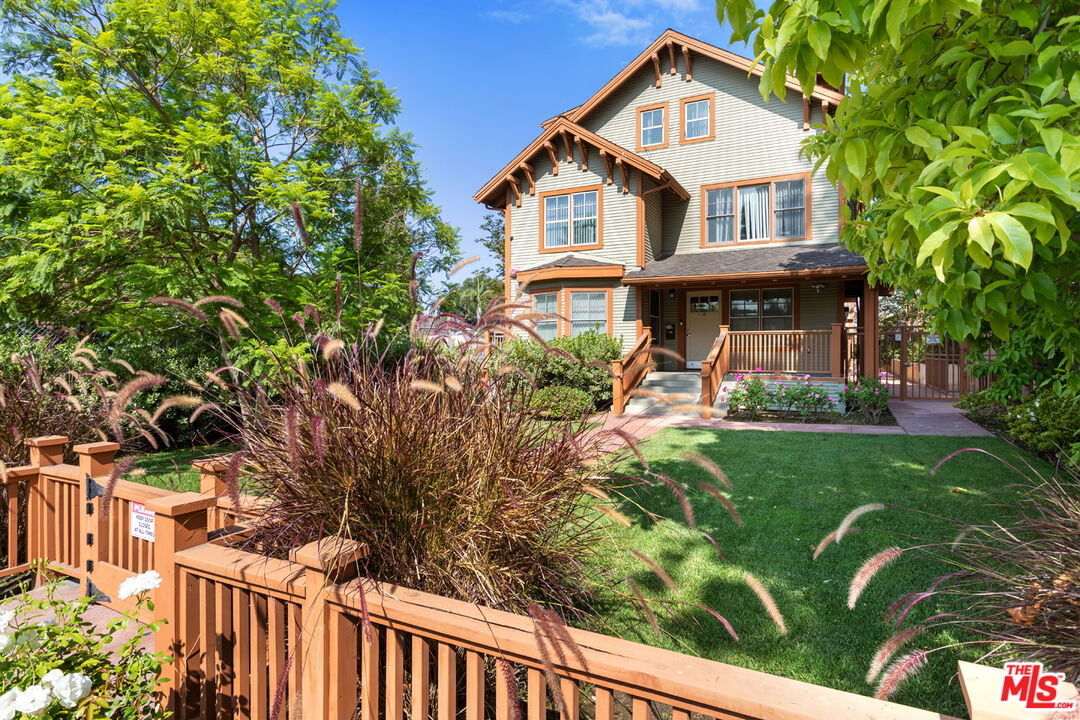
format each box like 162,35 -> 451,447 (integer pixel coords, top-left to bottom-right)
880,327 -> 985,400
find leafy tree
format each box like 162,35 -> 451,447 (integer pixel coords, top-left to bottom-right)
438,270 -> 502,323
0,0 -> 458,335
715,0 -> 1080,394
478,212 -> 505,277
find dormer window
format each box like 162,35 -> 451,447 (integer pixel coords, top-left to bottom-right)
636,102 -> 668,150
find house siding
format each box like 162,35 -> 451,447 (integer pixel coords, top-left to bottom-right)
577,55 -> 839,257
798,281 -> 839,330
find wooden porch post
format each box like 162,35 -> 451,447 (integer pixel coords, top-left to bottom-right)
863,279 -> 879,378
192,457 -> 229,531
26,435 -> 67,468
145,492 -> 215,711
830,323 -> 843,379
292,537 -> 368,719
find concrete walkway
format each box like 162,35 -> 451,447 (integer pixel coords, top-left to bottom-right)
7,580 -> 153,657
599,399 -> 990,444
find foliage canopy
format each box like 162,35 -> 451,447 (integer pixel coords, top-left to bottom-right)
715,0 -> 1080,392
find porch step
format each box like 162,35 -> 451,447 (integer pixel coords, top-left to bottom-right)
623,371 -> 706,416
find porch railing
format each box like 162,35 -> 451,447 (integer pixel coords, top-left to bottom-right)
699,325 -> 730,420
728,324 -> 844,378
0,434 -> 1051,719
612,329 -> 652,415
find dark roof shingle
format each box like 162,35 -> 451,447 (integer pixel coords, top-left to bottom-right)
624,243 -> 866,281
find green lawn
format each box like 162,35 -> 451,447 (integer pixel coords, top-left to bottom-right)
122,445 -> 234,493
597,429 -> 1044,717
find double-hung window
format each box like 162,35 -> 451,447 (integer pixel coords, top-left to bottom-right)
638,105 -> 666,148
703,176 -> 808,246
569,291 -> 608,337
543,188 -> 599,250
533,292 -> 558,341
681,94 -> 713,143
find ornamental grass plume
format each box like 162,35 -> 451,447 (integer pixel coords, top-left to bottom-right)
848,547 -> 904,609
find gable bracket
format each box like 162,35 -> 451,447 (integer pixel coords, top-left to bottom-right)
519,162 -> 535,195
560,130 -> 573,163
598,149 -> 613,185
803,97 -> 811,131
682,45 -> 692,81
615,157 -> 629,194
505,173 -> 521,207
667,41 -> 676,75
543,141 -> 559,175
651,53 -> 662,88
574,136 -> 588,171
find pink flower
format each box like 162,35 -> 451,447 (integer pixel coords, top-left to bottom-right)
754,366 -> 762,372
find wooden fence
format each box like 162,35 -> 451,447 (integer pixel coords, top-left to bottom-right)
0,435 -> 1055,720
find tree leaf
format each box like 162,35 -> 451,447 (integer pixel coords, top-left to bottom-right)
967,216 -> 993,254
844,139 -> 867,178
985,212 -> 1033,268
808,22 -> 831,59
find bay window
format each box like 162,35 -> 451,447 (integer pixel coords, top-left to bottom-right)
533,292 -> 558,341
569,290 -> 609,337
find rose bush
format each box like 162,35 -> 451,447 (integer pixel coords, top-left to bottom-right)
0,568 -> 167,719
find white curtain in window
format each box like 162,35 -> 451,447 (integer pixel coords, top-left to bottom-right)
571,191 -> 598,245
739,184 -> 770,241
534,293 -> 558,340
570,291 -> 607,336
773,179 -> 805,238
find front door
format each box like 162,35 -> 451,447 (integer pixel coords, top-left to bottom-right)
685,294 -> 721,369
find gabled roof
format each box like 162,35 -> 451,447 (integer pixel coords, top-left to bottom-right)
563,29 -> 844,127
473,116 -> 689,209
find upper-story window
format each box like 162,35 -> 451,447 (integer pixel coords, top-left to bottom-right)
636,102 -> 668,150
541,185 -> 601,252
680,93 -> 715,144
701,175 -> 810,246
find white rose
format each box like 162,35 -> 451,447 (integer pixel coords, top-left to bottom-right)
13,684 -> 50,717
0,609 -> 14,631
117,570 -> 162,600
0,688 -> 19,720
41,669 -> 64,689
50,673 -> 92,709
0,634 -> 12,656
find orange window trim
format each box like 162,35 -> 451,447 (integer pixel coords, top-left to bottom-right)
699,172 -> 812,248
564,287 -> 614,338
679,92 -> 715,145
538,184 -> 604,254
635,101 -> 669,152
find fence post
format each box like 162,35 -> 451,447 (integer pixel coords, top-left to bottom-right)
24,436 -> 68,569
612,359 -> 624,415
292,538 -> 368,719
192,457 -> 229,531
829,323 -> 843,379
74,442 -> 119,600
144,492 -> 215,711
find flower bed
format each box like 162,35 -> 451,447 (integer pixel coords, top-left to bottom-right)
720,372 -> 894,425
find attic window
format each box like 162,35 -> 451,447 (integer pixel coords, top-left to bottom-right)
636,103 -> 668,150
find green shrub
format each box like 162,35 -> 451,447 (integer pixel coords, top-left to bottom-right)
773,378 -> 835,423
495,331 -> 621,410
530,386 -> 593,420
955,389 -> 1011,430
1007,387 -> 1080,463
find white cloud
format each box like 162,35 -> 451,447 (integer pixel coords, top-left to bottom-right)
554,0 -> 704,47
486,8 -> 532,24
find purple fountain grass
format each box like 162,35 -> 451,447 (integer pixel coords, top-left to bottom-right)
698,482 -> 744,527
627,578 -> 662,639
835,503 -> 885,543
812,526 -> 860,560
874,650 -> 928,700
743,572 -> 787,635
848,547 -> 904,609
867,625 -> 925,682
683,452 -> 731,489
630,550 -> 677,592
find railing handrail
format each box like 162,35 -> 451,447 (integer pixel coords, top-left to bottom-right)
700,327 -> 730,419
612,329 -> 653,414
326,576 -> 953,720
728,329 -> 831,336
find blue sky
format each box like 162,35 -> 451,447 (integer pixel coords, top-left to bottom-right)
334,1 -> 755,284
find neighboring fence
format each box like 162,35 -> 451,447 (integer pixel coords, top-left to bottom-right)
727,325 -> 843,378
0,435 -> 1042,720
